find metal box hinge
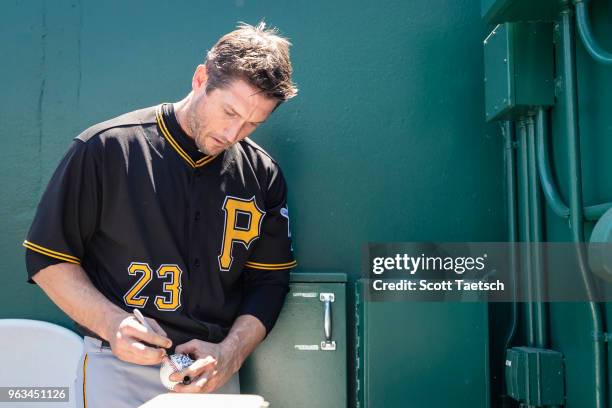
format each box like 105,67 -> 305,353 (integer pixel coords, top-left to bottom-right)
592,331 -> 612,342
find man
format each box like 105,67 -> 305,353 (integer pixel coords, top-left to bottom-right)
23,22 -> 297,407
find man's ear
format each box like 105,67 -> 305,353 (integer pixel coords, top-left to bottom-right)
192,64 -> 209,92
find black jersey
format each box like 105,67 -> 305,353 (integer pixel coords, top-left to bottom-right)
23,103 -> 296,346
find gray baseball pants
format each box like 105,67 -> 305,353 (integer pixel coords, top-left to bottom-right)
73,336 -> 240,408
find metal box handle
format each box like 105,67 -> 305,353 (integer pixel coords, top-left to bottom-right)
320,293 -> 336,351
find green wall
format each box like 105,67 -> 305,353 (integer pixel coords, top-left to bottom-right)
1,1 -> 504,407
3,0 -> 605,405
480,0 -> 612,406
547,1 -> 612,407
1,0 -> 503,321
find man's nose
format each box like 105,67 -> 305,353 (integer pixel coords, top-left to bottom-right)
223,122 -> 243,144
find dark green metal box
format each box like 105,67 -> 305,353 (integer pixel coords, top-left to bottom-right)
481,0 -> 561,24
355,280 -> 490,408
484,22 -> 554,122
240,272 -> 347,407
505,347 -> 565,406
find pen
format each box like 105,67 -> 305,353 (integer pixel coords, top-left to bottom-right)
133,308 -> 168,355
133,308 -> 155,333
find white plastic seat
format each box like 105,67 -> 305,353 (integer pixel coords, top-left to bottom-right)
0,319 -> 83,408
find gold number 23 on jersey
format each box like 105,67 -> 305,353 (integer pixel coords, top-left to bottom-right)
123,262 -> 183,311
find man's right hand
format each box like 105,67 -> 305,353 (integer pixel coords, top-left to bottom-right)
106,313 -> 172,365
30,263 -> 173,366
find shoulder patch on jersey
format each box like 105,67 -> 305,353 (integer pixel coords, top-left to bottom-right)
76,105 -> 158,143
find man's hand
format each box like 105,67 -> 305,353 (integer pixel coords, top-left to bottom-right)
31,263 -> 172,366
166,314 -> 266,393
170,338 -> 240,393
106,313 -> 172,365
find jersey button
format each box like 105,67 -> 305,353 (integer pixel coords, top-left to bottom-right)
194,258 -> 200,268
194,211 -> 201,221
194,169 -> 202,177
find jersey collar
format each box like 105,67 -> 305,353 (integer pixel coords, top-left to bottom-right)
155,104 -> 217,168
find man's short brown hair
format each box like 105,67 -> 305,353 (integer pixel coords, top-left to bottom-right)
205,22 -> 298,102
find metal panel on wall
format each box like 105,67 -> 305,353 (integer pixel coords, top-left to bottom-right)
355,280 -> 490,408
241,273 -> 347,407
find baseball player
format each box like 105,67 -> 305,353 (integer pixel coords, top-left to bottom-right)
23,22 -> 297,408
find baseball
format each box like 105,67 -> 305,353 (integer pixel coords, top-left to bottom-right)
160,353 -> 195,391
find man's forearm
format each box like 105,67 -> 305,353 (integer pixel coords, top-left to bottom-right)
220,314 -> 267,372
32,263 -> 128,341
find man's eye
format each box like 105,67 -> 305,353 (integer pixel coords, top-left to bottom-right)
225,110 -> 236,117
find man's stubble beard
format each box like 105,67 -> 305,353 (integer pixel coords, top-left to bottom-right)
186,104 -> 211,155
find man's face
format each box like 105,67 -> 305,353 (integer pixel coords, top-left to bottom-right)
187,66 -> 279,156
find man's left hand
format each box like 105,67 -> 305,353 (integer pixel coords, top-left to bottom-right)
170,338 -> 240,393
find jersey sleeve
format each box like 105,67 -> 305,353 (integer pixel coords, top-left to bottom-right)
245,165 -> 296,270
23,139 -> 100,283
238,165 -> 296,334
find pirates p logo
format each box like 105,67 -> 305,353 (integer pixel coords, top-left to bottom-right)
219,196 -> 265,271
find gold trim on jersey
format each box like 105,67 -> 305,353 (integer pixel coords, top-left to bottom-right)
155,105 -> 217,168
22,240 -> 81,265
244,260 -> 297,271
83,354 -> 88,408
